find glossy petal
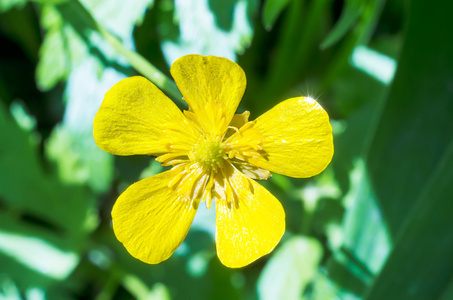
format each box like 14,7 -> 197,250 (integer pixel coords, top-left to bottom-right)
215,163 -> 285,268
170,55 -> 246,137
112,168 -> 197,264
227,97 -> 333,178
94,76 -> 198,156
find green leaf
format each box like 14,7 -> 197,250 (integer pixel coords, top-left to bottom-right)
36,4 -> 88,91
258,236 -> 323,299
367,0 -> 453,239
341,159 -> 391,275
36,0 -> 155,91
45,57 -> 118,193
161,0 -> 258,64
39,0 -> 167,192
0,101 -> 97,236
0,213 -> 80,282
365,0 -> 453,298
366,143 -> 453,299
0,0 -> 27,12
262,0 -> 291,31
320,0 -> 363,49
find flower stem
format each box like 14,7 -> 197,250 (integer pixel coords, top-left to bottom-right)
66,0 -> 183,104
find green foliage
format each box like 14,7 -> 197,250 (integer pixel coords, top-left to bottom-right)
365,0 -> 453,298
159,0 -> 257,64
0,0 -> 27,12
1,0 -> 452,299
258,236 -> 323,299
320,0 -> 363,49
261,0 -> 291,31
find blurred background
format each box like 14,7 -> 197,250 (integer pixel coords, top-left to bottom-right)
1,0 -> 452,299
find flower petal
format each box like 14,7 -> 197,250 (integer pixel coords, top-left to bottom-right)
112,168 -> 197,264
226,97 -> 333,178
215,163 -> 285,268
94,76 -> 199,156
170,55 -> 246,137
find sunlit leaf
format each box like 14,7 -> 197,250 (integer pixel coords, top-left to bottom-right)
45,58 -> 121,193
0,102 -> 97,235
258,236 -> 323,300
0,275 -> 21,300
350,45 -> 396,85
306,272 -> 339,300
161,0 -> 257,64
341,159 -> 391,274
365,0 -> 453,298
0,0 -> 27,12
36,4 -> 88,91
39,0 -> 154,192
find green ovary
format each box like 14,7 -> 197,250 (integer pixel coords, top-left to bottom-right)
192,138 -> 226,171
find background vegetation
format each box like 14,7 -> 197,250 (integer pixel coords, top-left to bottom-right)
1,0 -> 452,299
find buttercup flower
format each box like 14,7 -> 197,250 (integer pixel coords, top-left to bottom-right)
93,55 -> 333,268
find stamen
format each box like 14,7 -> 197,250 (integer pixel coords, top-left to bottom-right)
227,126 -> 241,135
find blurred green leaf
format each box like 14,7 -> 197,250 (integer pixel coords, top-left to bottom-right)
0,213 -> 80,281
367,0 -> 453,238
365,0 -> 453,298
341,159 -> 391,274
0,102 -> 97,289
258,236 -> 323,300
350,45 -> 396,85
0,0 -> 27,12
366,143 -> 453,299
40,0 -> 165,192
326,253 -> 368,296
161,0 -> 257,64
0,101 -> 97,235
262,0 -> 291,31
36,4 -> 88,91
46,122 -> 114,193
440,278 -> 453,300
79,0 -> 153,41
123,276 -> 170,300
257,0 -> 330,110
320,0 -> 363,49
9,101 -> 36,131
318,0 -> 387,92
0,275 -> 22,300
36,0 -> 155,91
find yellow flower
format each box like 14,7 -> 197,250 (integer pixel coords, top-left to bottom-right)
93,55 -> 333,268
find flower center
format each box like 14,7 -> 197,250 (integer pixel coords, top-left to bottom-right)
191,138 -> 226,171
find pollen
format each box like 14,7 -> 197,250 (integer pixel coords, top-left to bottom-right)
190,138 -> 226,171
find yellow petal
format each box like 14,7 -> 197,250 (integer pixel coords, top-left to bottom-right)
112,168 -> 197,264
94,76 -> 199,156
170,55 -> 246,137
215,163 -> 285,268
226,97 -> 333,178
